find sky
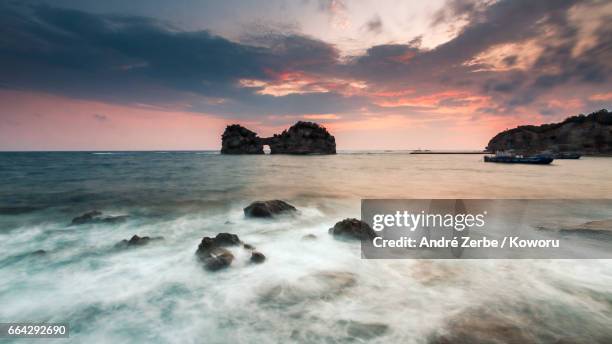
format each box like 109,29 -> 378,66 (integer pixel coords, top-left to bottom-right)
0,0 -> 611,151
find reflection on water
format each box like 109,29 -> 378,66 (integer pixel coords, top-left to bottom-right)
1,152 -> 612,343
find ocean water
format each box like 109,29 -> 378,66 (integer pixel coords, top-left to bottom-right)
1,151 -> 612,343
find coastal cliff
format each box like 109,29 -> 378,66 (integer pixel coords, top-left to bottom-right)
221,121 -> 336,155
486,109 -> 612,155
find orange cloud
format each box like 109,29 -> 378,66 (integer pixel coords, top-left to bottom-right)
303,114 -> 341,120
589,92 -> 612,101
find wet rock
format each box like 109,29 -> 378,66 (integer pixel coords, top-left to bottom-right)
329,218 -> 377,240
195,233 -> 242,271
70,210 -> 129,226
301,234 -> 317,240
250,251 -> 266,263
220,124 -> 263,154
30,249 -> 47,256
203,248 -> 235,271
116,234 -> 163,248
213,233 -> 242,246
243,243 -> 255,250
244,200 -> 297,218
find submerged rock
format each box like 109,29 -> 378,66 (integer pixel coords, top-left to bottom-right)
537,219 -> 612,236
220,124 -> 264,154
259,271 -> 357,306
301,234 -> 317,240
116,234 -> 163,248
329,218 -> 377,240
70,210 -> 129,226
30,249 -> 47,256
244,200 -> 297,218
250,251 -> 266,263
338,320 -> 389,340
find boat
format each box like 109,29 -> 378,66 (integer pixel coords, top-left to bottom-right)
553,152 -> 581,159
484,151 -> 554,164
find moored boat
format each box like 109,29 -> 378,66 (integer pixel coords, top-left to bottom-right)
553,152 -> 581,159
484,151 -> 553,164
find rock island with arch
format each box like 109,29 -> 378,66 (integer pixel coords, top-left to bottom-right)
221,121 -> 336,155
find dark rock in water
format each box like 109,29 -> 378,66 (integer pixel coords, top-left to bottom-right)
213,233 -> 242,246
70,210 -> 129,226
196,233 -> 242,271
486,109 -> 612,156
243,243 -> 255,250
220,124 -> 264,154
301,234 -> 317,240
117,235 -> 163,248
250,251 -> 266,263
244,200 -> 297,218
220,121 -> 336,155
329,218 -> 377,240
263,121 -> 336,154
71,210 -> 102,225
203,248 -> 234,271
30,249 -> 46,256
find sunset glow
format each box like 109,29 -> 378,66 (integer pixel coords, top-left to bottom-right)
0,0 -> 610,150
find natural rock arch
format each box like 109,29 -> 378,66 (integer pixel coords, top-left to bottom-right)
221,121 -> 336,155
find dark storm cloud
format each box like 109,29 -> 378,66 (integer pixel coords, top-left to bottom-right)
0,0 -> 610,119
0,2 -> 360,116
346,0 -> 611,111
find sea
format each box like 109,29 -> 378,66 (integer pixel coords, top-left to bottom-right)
1,151 -> 612,343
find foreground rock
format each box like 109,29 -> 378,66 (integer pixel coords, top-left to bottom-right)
244,200 -> 297,218
116,234 -> 163,248
329,218 -> 377,240
220,121 -> 336,154
486,109 -> 612,155
196,233 -> 264,271
250,251 -> 266,263
70,210 -> 129,226
220,124 -> 264,154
